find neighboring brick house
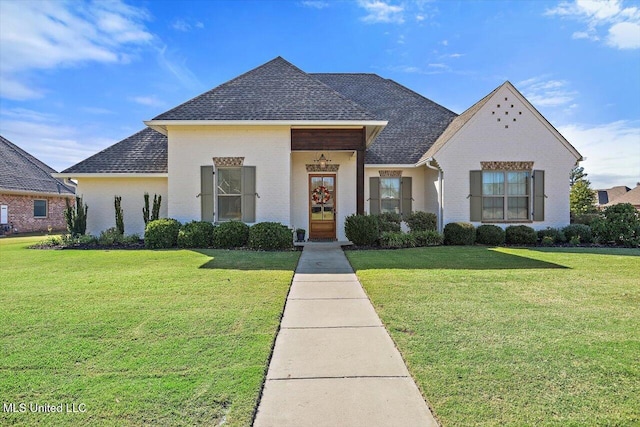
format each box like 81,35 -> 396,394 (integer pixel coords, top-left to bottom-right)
57,57 -> 582,240
0,135 -> 75,234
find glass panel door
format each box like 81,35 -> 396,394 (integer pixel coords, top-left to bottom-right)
309,174 -> 336,240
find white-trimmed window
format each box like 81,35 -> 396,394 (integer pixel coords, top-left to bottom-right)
217,167 -> 242,221
481,171 -> 530,221
34,199 -> 48,218
379,177 -> 401,214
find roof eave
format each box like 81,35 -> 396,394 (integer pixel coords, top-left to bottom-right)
0,188 -> 75,197
52,173 -> 169,179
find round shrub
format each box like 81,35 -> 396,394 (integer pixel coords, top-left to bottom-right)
443,222 -> 476,245
476,224 -> 506,246
411,230 -> 443,246
177,221 -> 215,248
505,225 -> 537,245
406,211 -> 437,232
144,218 -> 181,249
212,221 -> 249,248
345,214 -> 379,246
562,224 -> 592,244
379,232 -> 416,249
373,212 -> 402,233
541,235 -> 555,246
248,222 -> 293,250
537,227 -> 566,244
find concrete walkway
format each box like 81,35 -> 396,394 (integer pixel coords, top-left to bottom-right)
254,242 -> 438,427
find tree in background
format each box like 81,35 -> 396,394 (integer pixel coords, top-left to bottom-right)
570,166 -> 597,218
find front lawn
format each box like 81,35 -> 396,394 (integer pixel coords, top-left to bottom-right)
0,236 -> 299,426
346,246 -> 640,426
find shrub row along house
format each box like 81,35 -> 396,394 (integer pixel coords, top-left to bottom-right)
56,57 -> 582,240
0,135 -> 76,234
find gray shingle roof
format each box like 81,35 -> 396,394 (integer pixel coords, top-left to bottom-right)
153,57 -> 377,121
0,135 -> 75,195
313,73 -> 457,164
60,128 -> 167,174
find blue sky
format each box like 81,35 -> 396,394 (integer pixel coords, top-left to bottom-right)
0,0 -> 638,189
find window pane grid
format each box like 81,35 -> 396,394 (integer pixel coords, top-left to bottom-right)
481,171 -> 529,221
380,177 -> 400,214
217,167 -> 242,221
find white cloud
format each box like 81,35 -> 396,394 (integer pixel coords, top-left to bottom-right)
517,76 -> 578,107
607,21 -> 640,48
545,0 -> 640,49
129,95 -> 166,107
156,46 -> 203,91
0,0 -> 153,100
172,18 -> 205,32
300,1 -> 330,9
172,19 -> 192,32
558,120 -> 640,188
358,1 -> 404,24
0,114 -> 114,172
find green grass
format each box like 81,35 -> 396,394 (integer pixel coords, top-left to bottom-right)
346,246 -> 640,426
0,236 -> 299,426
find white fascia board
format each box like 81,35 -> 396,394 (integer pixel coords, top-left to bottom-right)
0,188 -> 75,197
52,173 -> 168,179
145,120 -> 387,128
365,164 -> 418,168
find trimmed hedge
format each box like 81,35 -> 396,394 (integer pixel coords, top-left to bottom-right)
444,222 -> 476,245
379,232 -> 417,249
145,218 -> 181,249
345,214 -> 379,246
562,224 -> 592,244
476,224 -> 506,246
505,225 -> 537,245
248,222 -> 293,250
411,230 -> 443,246
406,211 -> 437,232
212,221 -> 249,248
177,221 -> 215,248
373,212 -> 402,233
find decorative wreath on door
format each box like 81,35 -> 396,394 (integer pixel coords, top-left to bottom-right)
311,185 -> 331,204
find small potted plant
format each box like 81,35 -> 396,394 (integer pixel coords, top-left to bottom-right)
295,228 -> 306,242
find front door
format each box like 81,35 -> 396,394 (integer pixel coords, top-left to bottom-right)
309,174 -> 336,240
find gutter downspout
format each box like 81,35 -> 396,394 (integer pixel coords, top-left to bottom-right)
424,158 -> 444,232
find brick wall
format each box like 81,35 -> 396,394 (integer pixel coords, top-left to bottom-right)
0,193 -> 73,233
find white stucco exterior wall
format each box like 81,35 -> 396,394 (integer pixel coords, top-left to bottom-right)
435,84 -> 580,229
364,166 -> 437,214
291,151 -> 357,241
167,126 -> 291,226
75,177 -> 168,236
